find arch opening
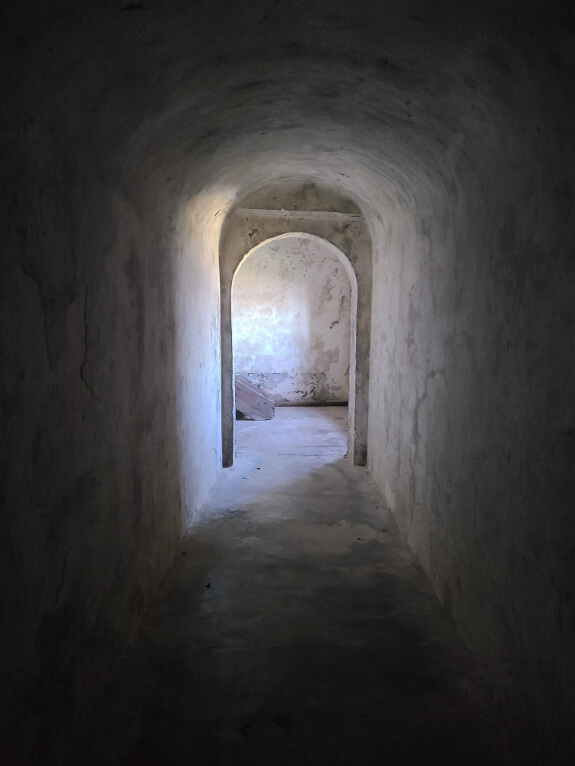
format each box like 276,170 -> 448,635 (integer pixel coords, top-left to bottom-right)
231,234 -> 357,456
219,182 -> 372,468
222,227 -> 367,467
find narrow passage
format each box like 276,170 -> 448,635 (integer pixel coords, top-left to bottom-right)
71,408 -> 510,765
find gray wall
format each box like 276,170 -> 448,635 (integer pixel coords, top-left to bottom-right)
1,1 -> 574,762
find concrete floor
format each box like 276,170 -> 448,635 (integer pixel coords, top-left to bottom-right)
69,407 -> 513,765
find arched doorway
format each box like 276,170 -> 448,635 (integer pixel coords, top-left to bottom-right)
219,183 -> 371,468
231,234 -> 357,450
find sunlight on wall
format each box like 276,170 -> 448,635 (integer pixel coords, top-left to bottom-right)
173,185 -> 235,522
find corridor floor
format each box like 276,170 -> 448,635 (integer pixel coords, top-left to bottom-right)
70,407 -> 512,765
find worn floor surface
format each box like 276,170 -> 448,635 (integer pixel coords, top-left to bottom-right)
69,407 -> 513,765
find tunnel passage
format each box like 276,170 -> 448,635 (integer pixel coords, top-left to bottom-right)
2,2 -> 575,763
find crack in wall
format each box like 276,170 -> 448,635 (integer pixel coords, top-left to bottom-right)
19,260 -> 48,365
80,289 -> 100,402
54,546 -> 71,608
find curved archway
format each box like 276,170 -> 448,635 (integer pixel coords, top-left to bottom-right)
233,233 -> 358,453
233,232 -> 357,291
221,221 -> 371,467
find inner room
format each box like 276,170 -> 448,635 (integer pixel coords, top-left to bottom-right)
232,235 -> 352,449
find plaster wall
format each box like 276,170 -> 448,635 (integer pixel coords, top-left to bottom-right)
367,130 -> 575,759
0,34 -> 225,764
233,237 -> 351,403
0,156 -> 187,762
174,193 -> 224,523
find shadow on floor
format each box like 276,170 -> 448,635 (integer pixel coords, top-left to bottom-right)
67,409 -> 518,765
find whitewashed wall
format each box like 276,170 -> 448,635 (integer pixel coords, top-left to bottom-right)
232,237 -> 351,403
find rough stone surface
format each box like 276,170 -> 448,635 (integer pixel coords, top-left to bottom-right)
233,236 -> 351,404
1,0 -> 574,762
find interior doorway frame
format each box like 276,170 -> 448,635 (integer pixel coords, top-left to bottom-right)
231,233 -> 357,452
221,228 -> 370,468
